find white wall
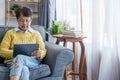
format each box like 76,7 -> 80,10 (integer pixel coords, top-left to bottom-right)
0,0 -> 5,25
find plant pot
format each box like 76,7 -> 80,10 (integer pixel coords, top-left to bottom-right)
48,35 -> 57,43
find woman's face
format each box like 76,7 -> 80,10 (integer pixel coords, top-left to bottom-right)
18,14 -> 32,31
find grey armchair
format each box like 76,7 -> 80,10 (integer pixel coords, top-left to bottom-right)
0,25 -> 74,80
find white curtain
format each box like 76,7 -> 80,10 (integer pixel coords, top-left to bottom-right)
83,0 -> 120,80
56,0 -> 120,80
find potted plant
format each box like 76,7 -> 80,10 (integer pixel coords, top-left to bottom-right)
10,4 -> 19,16
49,21 -> 62,35
46,21 -> 62,43
59,21 -> 72,32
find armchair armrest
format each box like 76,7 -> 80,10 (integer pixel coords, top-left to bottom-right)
43,41 -> 74,77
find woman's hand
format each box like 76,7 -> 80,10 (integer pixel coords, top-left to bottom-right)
32,49 -> 41,58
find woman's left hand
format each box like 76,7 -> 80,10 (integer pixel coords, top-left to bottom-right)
32,49 -> 41,58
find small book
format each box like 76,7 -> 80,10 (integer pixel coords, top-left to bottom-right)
13,44 -> 39,57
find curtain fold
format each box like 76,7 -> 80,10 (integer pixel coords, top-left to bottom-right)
39,0 -> 56,28
82,0 -> 120,80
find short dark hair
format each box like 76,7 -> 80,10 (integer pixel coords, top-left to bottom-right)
15,6 -> 33,20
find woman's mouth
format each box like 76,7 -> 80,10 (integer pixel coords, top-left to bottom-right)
22,26 -> 26,28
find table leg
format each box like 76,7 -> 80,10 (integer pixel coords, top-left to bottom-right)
64,69 -> 68,80
56,39 -> 60,45
63,39 -> 67,47
64,40 -> 67,80
71,42 -> 76,80
79,41 -> 87,80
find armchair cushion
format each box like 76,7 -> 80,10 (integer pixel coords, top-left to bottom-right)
0,64 -> 51,80
0,65 -> 9,80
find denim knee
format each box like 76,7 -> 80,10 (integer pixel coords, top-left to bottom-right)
20,66 -> 30,80
9,61 -> 23,76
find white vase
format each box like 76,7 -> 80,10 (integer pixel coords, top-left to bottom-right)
48,35 -> 57,44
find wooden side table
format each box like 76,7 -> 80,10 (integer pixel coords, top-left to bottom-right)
53,34 -> 87,80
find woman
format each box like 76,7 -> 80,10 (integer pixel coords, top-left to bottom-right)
0,6 -> 46,80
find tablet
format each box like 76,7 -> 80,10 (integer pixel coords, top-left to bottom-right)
13,44 -> 39,57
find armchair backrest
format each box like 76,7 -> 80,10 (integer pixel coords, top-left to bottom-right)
0,25 -> 46,43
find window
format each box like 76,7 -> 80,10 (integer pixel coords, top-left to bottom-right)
56,0 -> 81,31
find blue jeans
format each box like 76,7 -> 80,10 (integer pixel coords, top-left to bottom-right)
7,55 -> 41,80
